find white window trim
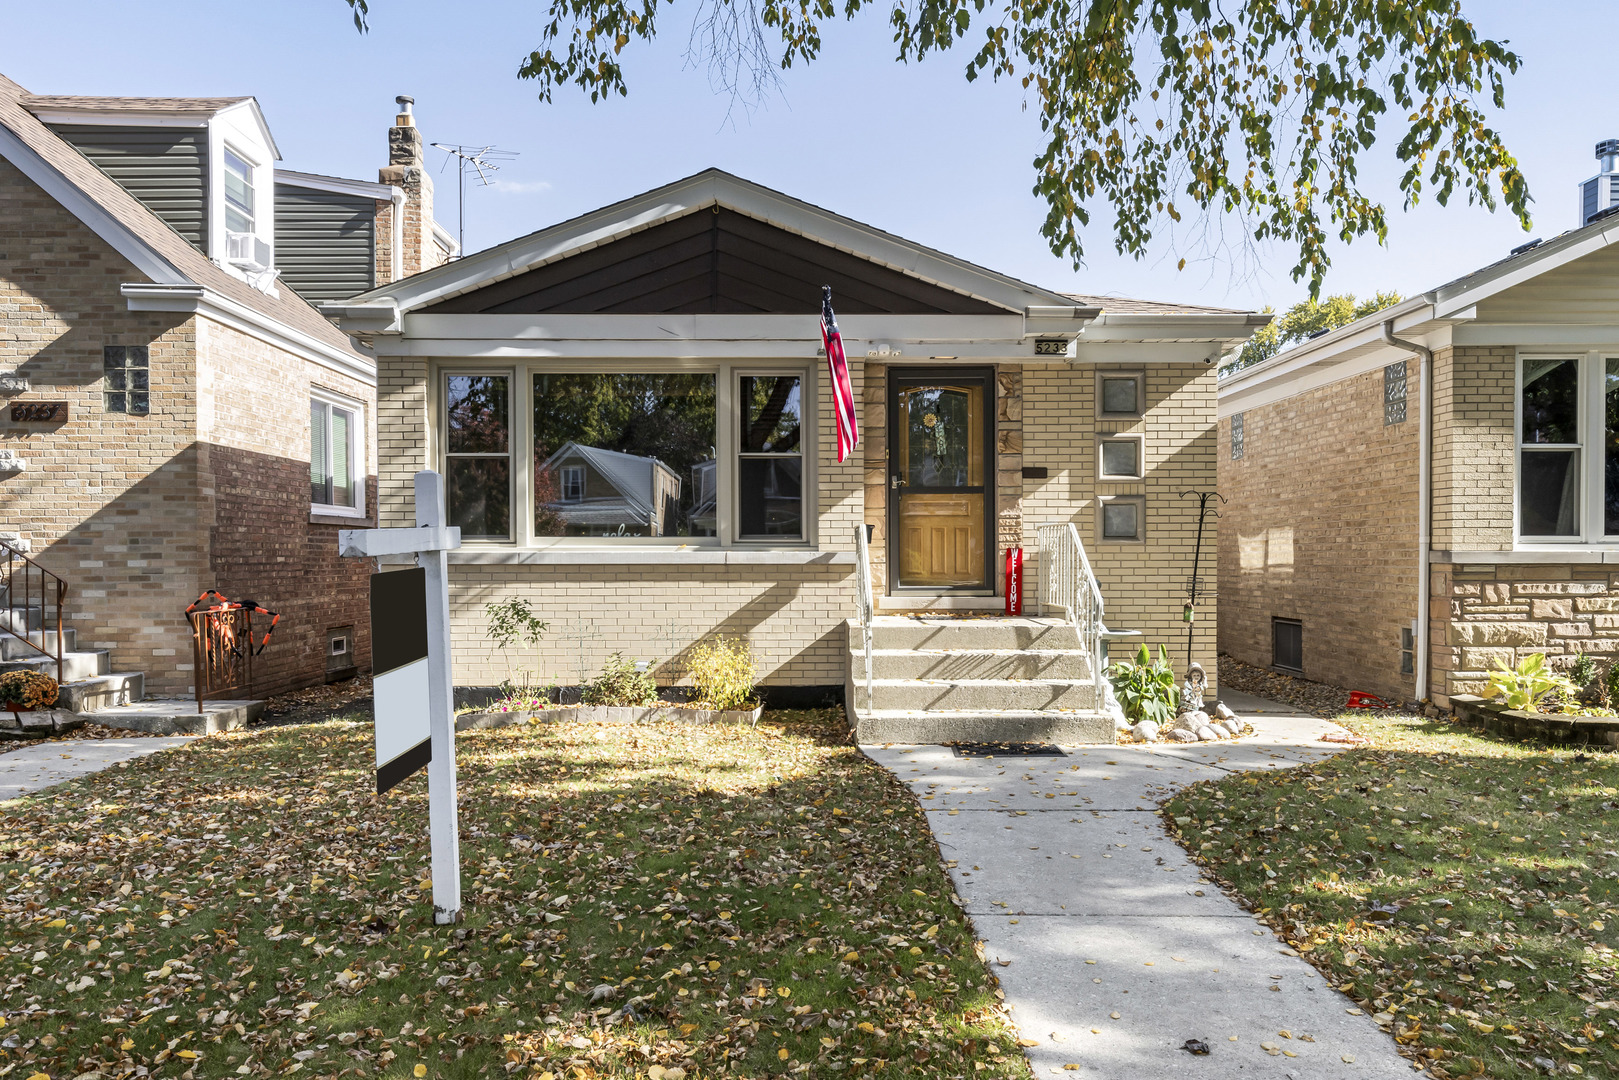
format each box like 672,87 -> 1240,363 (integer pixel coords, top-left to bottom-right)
559,465 -> 585,503
439,359 -> 817,551
222,145 -> 257,234
1096,494 -> 1146,545
1095,368 -> 1146,419
1096,433 -> 1146,481
1513,350 -> 1619,547
310,386 -> 366,518
441,369 -> 516,541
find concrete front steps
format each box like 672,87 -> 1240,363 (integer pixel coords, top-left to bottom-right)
1,625 -> 113,682
74,699 -> 265,734
845,615 -> 1114,744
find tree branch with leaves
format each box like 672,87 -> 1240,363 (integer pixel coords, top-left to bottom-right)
345,0 -> 1529,295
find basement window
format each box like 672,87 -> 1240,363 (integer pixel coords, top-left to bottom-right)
1272,618 -> 1303,673
103,345 -> 149,414
1400,625 -> 1415,675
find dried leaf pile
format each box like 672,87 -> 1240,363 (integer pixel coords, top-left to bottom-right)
1165,708 -> 1618,1079
0,710 -> 1026,1079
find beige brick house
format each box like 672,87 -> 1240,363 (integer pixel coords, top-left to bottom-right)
0,75 -> 451,710
323,170 -> 1267,737
1219,146 -> 1619,705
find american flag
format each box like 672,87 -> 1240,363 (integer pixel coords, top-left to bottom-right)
821,286 -> 859,463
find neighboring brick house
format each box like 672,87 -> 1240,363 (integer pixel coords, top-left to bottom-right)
323,169 -> 1267,734
1218,142 -> 1619,705
0,75 -> 452,708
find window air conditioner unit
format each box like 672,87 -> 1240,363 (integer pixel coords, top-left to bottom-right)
227,231 -> 272,272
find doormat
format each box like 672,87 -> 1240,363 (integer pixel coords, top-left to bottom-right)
951,742 -> 1066,757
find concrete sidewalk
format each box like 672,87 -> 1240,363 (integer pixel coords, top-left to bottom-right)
864,693 -> 1415,1078
0,736 -> 189,801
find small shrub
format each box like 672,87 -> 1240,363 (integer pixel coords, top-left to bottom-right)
1107,644 -> 1180,725
487,680 -> 558,714
686,635 -> 758,711
0,670 -> 58,714
1484,652 -> 1579,712
485,598 -> 548,688
581,653 -> 658,707
1572,652 -> 1597,689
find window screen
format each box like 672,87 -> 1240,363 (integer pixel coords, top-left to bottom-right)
1273,618 -> 1303,672
103,345 -> 149,414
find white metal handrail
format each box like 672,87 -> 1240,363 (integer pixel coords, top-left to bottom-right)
1035,522 -> 1107,701
853,525 -> 875,713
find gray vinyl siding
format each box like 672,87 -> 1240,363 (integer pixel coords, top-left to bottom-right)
274,186 -> 377,302
48,124 -> 208,250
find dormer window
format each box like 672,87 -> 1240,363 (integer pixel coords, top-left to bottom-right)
224,148 -> 256,234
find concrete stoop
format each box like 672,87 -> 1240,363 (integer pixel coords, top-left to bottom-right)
844,616 -> 1114,744
69,699 -> 264,735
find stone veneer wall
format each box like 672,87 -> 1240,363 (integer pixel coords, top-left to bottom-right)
1430,563 -> 1619,701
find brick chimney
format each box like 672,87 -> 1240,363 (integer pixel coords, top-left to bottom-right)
377,95 -> 443,280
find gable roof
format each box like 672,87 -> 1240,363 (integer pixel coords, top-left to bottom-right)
0,73 -> 366,375
341,169 -> 1087,317
23,95 -> 254,115
543,442 -> 676,521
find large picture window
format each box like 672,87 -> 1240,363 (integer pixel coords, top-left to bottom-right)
445,374 -> 511,539
532,373 -> 717,538
738,375 -> 803,539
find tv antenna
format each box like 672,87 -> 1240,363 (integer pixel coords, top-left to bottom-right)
431,142 -> 518,257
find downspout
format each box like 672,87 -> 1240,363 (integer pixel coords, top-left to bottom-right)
388,186 -> 405,284
1382,321 -> 1433,706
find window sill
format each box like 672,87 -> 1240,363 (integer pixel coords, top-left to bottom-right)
446,548 -> 855,567
311,510 -> 372,527
1439,547 -> 1619,565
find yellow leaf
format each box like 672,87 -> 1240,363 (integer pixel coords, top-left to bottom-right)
776,986 -> 791,998
519,957 -> 537,968
844,951 -> 859,962
1064,1066 -> 1081,1072
414,1066 -> 427,1078
778,1048 -> 790,1061
26,1073 -> 49,1080
120,1039 -> 134,1051
1017,1039 -> 1039,1047
177,1051 -> 198,1060
44,918 -> 66,929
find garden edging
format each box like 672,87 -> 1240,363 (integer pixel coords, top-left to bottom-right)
1449,693 -> 1619,749
455,704 -> 764,730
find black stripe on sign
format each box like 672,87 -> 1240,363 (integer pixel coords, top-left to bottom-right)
371,568 -> 428,677
377,736 -> 432,795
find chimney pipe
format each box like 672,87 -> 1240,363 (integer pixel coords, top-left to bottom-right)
1599,139 -> 1619,175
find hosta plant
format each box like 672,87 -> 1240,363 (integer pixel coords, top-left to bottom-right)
1108,644 -> 1180,726
1484,652 -> 1579,712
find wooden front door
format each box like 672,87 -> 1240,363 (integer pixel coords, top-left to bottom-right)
887,368 -> 995,591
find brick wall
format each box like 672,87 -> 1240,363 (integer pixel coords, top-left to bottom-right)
1432,345 -> 1515,551
1217,363 -> 1419,701
1024,363 -> 1219,687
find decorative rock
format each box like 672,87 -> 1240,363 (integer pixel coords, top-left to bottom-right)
1131,720 -> 1160,743
1169,728 -> 1199,743
1213,701 -> 1236,722
1187,710 -> 1211,729
1196,725 -> 1220,741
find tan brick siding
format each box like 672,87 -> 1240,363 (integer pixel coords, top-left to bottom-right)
1432,345 -> 1515,551
1217,362 -> 1419,701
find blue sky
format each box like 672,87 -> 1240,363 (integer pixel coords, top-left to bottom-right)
2,0 -> 1611,312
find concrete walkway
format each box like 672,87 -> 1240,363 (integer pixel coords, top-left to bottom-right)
0,736 -> 189,801
865,691 -> 1416,1078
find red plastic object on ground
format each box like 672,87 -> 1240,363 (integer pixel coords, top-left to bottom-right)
1346,690 -> 1395,710
1004,548 -> 1024,615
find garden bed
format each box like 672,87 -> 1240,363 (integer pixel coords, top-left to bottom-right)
1448,694 -> 1619,750
457,703 -> 764,729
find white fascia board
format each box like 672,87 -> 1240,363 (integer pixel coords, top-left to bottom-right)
1074,341 -> 1234,364
431,220 -> 460,257
1433,218 -> 1619,319
217,99 -> 281,161
352,170 -> 1075,315
1216,297 -> 1436,393
1218,338 -> 1411,418
322,299 -> 401,335
0,122 -> 188,285
1453,323 -> 1619,348
25,109 -> 210,129
121,283 -> 377,386
400,312 -> 1025,342
1082,313 -> 1272,343
275,169 -> 395,201
380,338 -> 1055,362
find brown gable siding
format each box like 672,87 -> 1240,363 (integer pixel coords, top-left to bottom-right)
421,207 -> 1007,315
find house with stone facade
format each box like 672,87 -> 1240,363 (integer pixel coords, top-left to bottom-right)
0,74 -> 451,716
1217,140 -> 1619,706
322,169 -> 1269,740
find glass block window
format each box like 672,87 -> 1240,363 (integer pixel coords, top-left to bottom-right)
1098,495 -> 1145,542
103,345 -> 149,414
1230,412 -> 1244,459
1385,360 -> 1408,425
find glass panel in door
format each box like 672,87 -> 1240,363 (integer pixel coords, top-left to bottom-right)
891,374 -> 990,589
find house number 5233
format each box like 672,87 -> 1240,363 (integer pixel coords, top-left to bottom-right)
9,402 -> 68,423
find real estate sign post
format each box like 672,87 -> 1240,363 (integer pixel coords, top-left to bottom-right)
340,470 -> 464,924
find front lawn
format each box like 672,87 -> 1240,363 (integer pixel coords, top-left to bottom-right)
0,711 -> 1024,1079
1165,710 -> 1619,1079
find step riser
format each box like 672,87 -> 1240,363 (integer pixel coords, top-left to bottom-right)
0,652 -> 109,681
858,650 -> 1091,681
59,674 -> 145,713
851,623 -> 1081,652
852,711 -> 1115,744
1,608 -> 47,633
865,681 -> 1095,712
0,628 -> 77,657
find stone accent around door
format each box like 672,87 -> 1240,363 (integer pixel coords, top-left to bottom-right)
1432,563 -> 1619,699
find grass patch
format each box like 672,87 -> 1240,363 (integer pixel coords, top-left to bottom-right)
1165,709 -> 1619,1079
0,710 -> 1024,1079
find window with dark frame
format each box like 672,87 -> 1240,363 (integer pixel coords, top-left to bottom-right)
1385,361 -> 1408,425
445,374 -> 512,540
560,465 -> 584,503
738,374 -> 803,540
103,345 -> 149,414
1231,412 -> 1244,459
1273,618 -> 1303,672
